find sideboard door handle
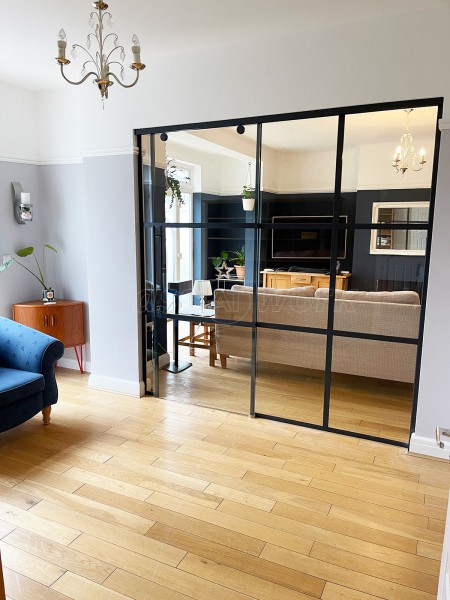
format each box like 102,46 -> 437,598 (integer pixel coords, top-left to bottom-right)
51,316 -> 56,327
44,315 -> 48,327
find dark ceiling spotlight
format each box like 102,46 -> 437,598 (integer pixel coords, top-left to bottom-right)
160,133 -> 168,141
236,125 -> 245,134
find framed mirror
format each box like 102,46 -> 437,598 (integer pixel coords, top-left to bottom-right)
370,201 -> 429,255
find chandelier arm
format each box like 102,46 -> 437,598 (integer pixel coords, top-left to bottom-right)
60,63 -> 98,86
108,69 -> 140,89
72,43 -> 99,69
105,43 -> 124,63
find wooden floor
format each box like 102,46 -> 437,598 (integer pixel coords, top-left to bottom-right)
0,368 -> 447,600
159,324 -> 413,442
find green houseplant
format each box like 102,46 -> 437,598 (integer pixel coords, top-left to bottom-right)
230,245 -> 245,279
0,244 -> 57,302
242,185 -> 255,211
165,159 -> 190,210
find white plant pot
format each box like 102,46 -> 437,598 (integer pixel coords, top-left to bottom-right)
242,197 -> 255,211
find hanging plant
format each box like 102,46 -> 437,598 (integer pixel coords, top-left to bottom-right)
165,157 -> 190,209
242,162 -> 255,211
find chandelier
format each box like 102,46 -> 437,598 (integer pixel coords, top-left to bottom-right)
392,109 -> 426,175
55,1 -> 145,101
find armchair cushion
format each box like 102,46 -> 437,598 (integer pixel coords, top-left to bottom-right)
0,367 -> 44,408
0,317 -> 64,406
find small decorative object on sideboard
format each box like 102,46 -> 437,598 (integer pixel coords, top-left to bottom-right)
0,244 -> 57,302
211,250 -> 233,278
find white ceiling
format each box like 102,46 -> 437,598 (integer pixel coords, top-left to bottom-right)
0,0 -> 446,91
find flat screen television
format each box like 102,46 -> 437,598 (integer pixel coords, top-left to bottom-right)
272,216 -> 347,259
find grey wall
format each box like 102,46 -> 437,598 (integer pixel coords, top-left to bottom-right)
0,162 -> 45,316
82,154 -> 142,393
40,164 -> 90,367
416,130 -> 450,440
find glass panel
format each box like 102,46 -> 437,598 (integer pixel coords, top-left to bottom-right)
155,125 -> 258,224
260,116 -> 339,223
255,330 -> 326,425
161,227 -> 256,317
158,313 -> 252,415
342,107 -> 437,225
329,338 -> 416,442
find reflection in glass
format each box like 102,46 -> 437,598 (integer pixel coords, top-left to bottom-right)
329,338 -> 416,442
255,331 -> 326,425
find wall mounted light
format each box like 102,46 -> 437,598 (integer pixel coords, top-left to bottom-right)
12,182 -> 33,224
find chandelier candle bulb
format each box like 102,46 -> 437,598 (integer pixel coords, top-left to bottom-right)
131,35 -> 141,63
20,193 -> 30,205
57,30 -> 67,60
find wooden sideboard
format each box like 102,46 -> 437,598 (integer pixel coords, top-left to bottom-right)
261,270 -> 351,290
12,300 -> 86,373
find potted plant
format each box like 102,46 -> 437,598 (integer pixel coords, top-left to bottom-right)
230,245 -> 245,279
211,250 -> 233,278
0,244 -> 58,302
242,185 -> 255,211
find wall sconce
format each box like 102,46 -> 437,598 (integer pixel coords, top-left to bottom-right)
12,182 -> 33,224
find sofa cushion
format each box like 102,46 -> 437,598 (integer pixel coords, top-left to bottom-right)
314,288 -> 420,305
231,285 -> 316,297
0,367 -> 44,408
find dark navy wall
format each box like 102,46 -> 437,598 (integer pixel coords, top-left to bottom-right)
351,188 -> 429,293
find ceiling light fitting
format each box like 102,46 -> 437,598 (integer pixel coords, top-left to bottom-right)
55,1 -> 145,102
392,109 -> 426,176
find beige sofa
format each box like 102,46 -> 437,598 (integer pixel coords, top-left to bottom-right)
213,287 -> 421,383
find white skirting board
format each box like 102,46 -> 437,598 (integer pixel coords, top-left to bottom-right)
57,357 -> 92,372
88,374 -> 145,397
409,433 -> 450,459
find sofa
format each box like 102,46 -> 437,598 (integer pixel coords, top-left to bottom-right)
213,287 -> 420,383
0,317 -> 64,433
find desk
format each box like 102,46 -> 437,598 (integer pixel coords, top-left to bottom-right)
12,300 -> 86,372
261,271 -> 351,290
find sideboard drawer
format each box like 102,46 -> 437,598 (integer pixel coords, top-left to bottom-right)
291,274 -> 312,284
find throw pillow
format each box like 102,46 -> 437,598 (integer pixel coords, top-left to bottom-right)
231,285 -> 316,297
314,288 -> 420,305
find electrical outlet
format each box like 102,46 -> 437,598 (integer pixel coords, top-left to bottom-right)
2,255 -> 12,265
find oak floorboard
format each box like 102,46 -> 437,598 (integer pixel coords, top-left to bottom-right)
74,483 -> 266,556
146,522 -> 323,596
2,567 -> 69,600
0,370 -> 447,600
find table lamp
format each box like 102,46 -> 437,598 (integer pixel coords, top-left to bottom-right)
193,280 -> 212,315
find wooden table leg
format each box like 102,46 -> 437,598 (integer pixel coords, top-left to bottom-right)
209,325 -> 217,367
189,322 -> 195,356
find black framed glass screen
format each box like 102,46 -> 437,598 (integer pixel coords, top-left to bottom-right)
137,97 -> 442,446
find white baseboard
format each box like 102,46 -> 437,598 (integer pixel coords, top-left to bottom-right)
58,357 -> 92,372
88,374 -> 145,397
409,433 -> 450,460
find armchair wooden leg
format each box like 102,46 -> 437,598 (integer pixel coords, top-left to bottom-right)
42,406 -> 52,425
220,354 -> 227,369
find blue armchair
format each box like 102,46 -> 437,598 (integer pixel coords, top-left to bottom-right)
0,317 -> 64,433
